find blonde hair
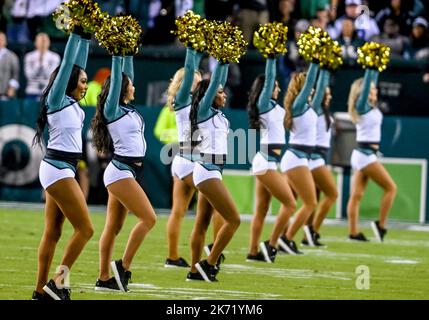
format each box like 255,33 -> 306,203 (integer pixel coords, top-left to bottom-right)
283,72 -> 307,130
348,77 -> 364,124
166,68 -> 201,111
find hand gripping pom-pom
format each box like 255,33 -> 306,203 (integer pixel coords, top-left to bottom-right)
253,22 -> 288,58
357,42 -> 391,72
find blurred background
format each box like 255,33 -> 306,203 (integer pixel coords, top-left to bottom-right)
1,0 -> 429,224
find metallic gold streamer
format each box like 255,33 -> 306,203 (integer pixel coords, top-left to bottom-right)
206,20 -> 247,64
357,42 -> 391,72
171,10 -> 209,52
52,0 -> 107,33
319,40 -> 343,71
297,26 -> 331,62
253,22 -> 288,58
95,15 -> 144,56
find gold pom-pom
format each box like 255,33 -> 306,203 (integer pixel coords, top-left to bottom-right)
95,15 -> 143,56
253,22 -> 288,58
52,0 -> 107,33
357,42 -> 391,72
319,40 -> 343,71
206,21 -> 248,64
171,10 -> 209,52
297,26 -> 331,62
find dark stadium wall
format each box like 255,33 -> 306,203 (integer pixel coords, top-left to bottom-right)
1,101 -> 429,222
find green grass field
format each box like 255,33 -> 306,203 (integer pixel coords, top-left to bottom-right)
1,207 -> 428,300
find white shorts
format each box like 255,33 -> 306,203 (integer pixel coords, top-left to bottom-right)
103,161 -> 135,187
193,162 -> 223,187
351,149 -> 377,171
39,160 -> 76,190
251,152 -> 278,175
309,158 -> 326,171
171,155 -> 195,179
280,150 -> 309,172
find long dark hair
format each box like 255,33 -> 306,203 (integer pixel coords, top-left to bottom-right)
91,73 -> 130,153
189,79 -> 210,142
247,74 -> 265,130
322,87 -> 332,131
33,64 -> 83,147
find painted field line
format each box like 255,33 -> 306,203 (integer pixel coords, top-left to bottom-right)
224,264 -> 352,281
77,283 -> 281,299
385,259 -> 419,264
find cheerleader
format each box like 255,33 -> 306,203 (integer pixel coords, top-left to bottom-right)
247,57 -> 296,263
303,68 -> 338,246
187,60 -> 241,282
165,47 -> 203,268
347,69 -> 397,242
278,62 -> 320,255
32,27 -> 93,300
166,48 -> 226,269
92,54 -> 157,292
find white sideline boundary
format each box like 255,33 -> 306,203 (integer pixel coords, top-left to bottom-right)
224,158 -> 428,224
348,157 -> 427,224
1,201 -> 429,232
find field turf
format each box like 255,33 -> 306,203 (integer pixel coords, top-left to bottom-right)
0,208 -> 428,300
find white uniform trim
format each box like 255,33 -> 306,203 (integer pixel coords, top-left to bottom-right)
175,105 -> 192,143
288,107 -> 318,147
46,101 -> 84,153
108,108 -> 146,157
39,160 -> 75,189
198,111 -> 229,155
251,152 -> 278,175
280,150 -> 310,172
356,108 -> 383,143
309,158 -> 326,171
103,161 -> 135,187
350,149 -> 378,171
171,154 -> 195,179
259,104 -> 286,145
193,162 -> 223,187
316,115 -> 332,148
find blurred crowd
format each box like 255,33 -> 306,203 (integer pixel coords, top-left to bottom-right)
1,0 -> 429,203
1,0 -> 429,101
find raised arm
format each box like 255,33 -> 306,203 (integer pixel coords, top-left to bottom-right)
46,33 -> 80,109
198,62 -> 229,122
356,69 -> 376,114
257,58 -> 276,113
371,69 -> 379,86
312,68 -> 330,115
75,38 -> 90,69
194,51 -> 203,70
122,56 -> 134,82
292,62 -> 319,115
175,48 -> 197,109
220,60 -> 229,88
104,56 -> 124,123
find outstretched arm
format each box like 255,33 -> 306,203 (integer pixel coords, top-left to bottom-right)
75,38 -> 90,69
175,48 -> 198,109
356,69 -> 376,114
312,68 -> 330,115
46,33 -> 80,109
292,62 -> 319,116
257,58 -> 276,113
220,60 -> 229,88
104,56 -> 124,122
198,62 -> 229,122
122,56 -> 134,82
371,69 -> 379,86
